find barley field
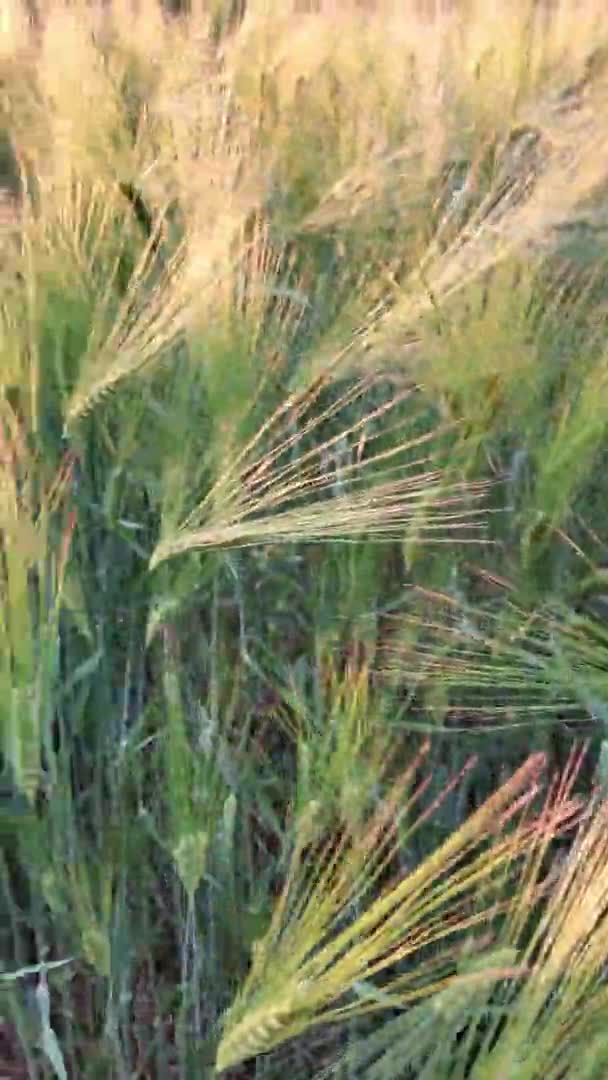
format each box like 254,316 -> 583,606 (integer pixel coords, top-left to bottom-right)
2,1 -> 608,1076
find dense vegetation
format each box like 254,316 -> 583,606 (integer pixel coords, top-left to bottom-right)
3,1 -> 608,1076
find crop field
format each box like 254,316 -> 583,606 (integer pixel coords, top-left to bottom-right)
3,1 -> 608,1076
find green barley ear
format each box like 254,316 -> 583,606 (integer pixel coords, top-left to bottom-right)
286,652 -> 397,834
41,869 -> 65,921
155,620 -> 225,905
80,864 -> 115,979
215,752 -> 579,1072
55,859 -> 115,979
172,830 -> 209,903
80,925 -> 112,981
0,406 -> 75,804
383,584 -> 608,732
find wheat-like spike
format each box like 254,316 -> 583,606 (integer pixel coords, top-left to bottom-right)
216,996 -> 306,1072
64,237 -> 190,430
150,483 -> 488,563
149,368 -> 490,566
382,587 -> 608,729
215,753 -> 583,1072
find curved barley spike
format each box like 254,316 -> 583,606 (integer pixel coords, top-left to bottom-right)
215,752 -> 582,1073
216,998 -> 305,1073
149,375 -> 490,566
64,231 -> 190,431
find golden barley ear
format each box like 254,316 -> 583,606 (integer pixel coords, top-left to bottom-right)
215,751 -> 582,1072
149,370 -> 491,565
63,225 -> 190,431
